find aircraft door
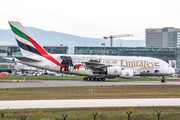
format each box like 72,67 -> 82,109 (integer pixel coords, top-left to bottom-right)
154,65 -> 160,73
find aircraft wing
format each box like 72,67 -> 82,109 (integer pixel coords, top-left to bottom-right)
83,62 -> 112,73
83,62 -> 111,68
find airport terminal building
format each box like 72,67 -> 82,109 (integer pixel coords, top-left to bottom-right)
0,45 -> 68,73
74,46 -> 179,69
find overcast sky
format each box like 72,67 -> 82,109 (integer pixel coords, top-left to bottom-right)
1,0 -> 180,40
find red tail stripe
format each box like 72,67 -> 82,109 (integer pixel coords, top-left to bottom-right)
25,34 -> 68,70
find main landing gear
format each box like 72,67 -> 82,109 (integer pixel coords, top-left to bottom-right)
83,77 -> 106,81
161,77 -> 166,83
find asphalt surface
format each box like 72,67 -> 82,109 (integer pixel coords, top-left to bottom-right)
1,98 -> 180,109
0,80 -> 180,88
1,80 -> 180,109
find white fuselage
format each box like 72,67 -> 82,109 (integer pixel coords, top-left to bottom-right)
16,54 -> 175,77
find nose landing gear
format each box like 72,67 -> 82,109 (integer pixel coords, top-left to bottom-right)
161,77 -> 166,83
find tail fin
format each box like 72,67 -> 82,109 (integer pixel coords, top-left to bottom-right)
8,21 -> 47,57
8,21 -> 68,70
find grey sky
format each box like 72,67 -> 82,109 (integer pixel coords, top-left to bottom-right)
0,0 -> 180,40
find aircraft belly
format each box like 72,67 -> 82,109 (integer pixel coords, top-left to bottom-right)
69,70 -> 92,76
140,72 -> 171,76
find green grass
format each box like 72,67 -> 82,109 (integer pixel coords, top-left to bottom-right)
1,106 -> 180,120
0,85 -> 180,100
0,75 -> 85,80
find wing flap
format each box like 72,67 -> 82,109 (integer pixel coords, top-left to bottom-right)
83,62 -> 112,74
83,62 -> 111,68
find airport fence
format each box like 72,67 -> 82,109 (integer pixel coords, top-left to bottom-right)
2,110 -> 179,120
17,116 -> 178,120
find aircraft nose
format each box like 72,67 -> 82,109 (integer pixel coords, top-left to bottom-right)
173,68 -> 175,74
169,67 -> 175,74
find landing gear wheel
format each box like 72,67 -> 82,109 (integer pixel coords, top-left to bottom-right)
161,79 -> 166,83
102,78 -> 106,81
161,79 -> 164,83
84,77 -> 106,81
161,77 -> 166,83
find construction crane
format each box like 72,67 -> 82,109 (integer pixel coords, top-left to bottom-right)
103,34 -> 133,47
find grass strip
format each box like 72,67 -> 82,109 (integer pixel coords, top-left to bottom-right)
0,85 -> 180,100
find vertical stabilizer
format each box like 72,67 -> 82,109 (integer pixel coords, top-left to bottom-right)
9,21 -> 68,70
8,21 -> 46,57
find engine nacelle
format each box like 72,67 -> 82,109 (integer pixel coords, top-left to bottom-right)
119,70 -> 133,79
106,67 -> 122,76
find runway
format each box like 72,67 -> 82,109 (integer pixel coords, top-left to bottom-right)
0,80 -> 180,88
1,80 -> 180,109
0,98 -> 180,109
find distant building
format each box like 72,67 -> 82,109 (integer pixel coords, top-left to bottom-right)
74,46 -> 179,69
146,27 -> 180,48
0,45 -> 68,73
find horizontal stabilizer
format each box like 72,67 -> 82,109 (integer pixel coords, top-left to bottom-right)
15,57 -> 42,62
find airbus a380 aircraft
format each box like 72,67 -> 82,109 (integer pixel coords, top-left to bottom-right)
8,21 -> 175,83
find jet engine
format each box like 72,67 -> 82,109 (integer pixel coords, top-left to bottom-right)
106,67 -> 134,78
119,70 -> 133,79
106,67 -> 122,76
